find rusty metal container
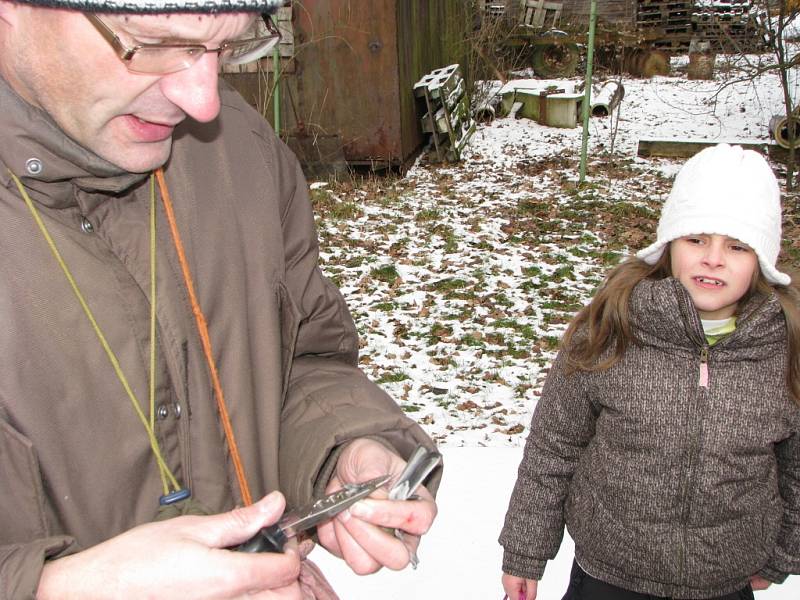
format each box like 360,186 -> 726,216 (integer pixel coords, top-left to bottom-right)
281,0 -> 470,172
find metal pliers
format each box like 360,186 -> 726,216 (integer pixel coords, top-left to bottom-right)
387,446 -> 442,568
235,474 -> 391,553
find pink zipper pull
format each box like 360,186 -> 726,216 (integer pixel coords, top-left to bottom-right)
698,346 -> 709,388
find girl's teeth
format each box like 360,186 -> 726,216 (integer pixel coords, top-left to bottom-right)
697,277 -> 721,285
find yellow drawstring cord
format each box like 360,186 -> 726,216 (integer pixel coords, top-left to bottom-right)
9,169 -> 179,496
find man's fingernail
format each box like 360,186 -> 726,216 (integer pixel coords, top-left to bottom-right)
349,500 -> 374,519
261,491 -> 282,510
337,508 -> 352,523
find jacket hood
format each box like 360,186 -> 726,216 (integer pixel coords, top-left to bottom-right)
0,75 -> 148,211
629,276 -> 786,362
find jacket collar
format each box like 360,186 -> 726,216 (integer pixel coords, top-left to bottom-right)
0,75 -> 149,211
630,277 -> 784,359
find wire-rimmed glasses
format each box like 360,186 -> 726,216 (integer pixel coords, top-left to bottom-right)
86,13 -> 282,75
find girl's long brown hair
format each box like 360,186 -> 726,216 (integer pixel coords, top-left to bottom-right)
560,250 -> 800,406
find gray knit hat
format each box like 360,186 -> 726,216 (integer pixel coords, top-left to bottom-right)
16,0 -> 287,14
637,143 -> 790,286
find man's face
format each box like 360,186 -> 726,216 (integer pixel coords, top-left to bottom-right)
0,5 -> 256,172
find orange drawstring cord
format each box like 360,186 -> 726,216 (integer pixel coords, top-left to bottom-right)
155,168 -> 253,507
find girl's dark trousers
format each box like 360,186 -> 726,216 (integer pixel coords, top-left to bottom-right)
562,561 -> 755,600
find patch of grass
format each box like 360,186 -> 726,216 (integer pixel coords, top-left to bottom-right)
494,318 -> 537,340
493,292 -> 514,307
372,302 -> 398,312
550,264 -> 576,282
543,312 -> 572,326
520,279 -> 545,292
427,323 -> 453,345
606,201 -> 656,220
569,247 -> 590,258
370,264 -> 400,283
460,333 -> 485,347
401,404 -> 422,412
429,278 -> 468,292
517,199 -> 550,216
542,335 -> 561,351
416,208 -> 441,223
506,344 -> 530,359
311,188 -> 363,220
344,255 -> 366,268
485,332 -> 506,346
377,189 -> 402,207
522,265 -> 542,277
429,222 -> 459,254
376,371 -> 410,384
599,250 -> 623,266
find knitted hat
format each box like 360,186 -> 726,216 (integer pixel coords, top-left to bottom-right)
14,0 -> 287,14
636,143 -> 790,286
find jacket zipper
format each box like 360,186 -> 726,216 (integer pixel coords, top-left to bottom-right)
678,344 -> 711,583
698,345 -> 709,388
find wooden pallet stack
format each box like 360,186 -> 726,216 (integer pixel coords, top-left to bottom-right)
479,0 -> 509,20
637,0 -> 765,52
636,0 -> 694,51
414,65 -> 475,163
691,0 -> 765,52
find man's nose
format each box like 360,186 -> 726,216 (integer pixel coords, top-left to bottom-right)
159,53 -> 222,123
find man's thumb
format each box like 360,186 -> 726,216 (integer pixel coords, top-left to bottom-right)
206,491 -> 286,549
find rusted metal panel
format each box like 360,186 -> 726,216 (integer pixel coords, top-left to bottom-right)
284,0 -> 469,169
287,0 -> 401,164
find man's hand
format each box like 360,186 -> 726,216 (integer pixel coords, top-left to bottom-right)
502,573 -> 538,600
37,492 -> 303,600
316,438 -> 438,575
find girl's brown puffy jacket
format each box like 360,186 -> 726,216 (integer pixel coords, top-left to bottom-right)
501,277 -> 800,599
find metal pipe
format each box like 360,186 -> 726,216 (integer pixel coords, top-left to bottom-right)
770,113 -> 800,149
272,46 -> 281,136
591,81 -> 625,118
474,94 -> 501,124
579,0 -> 598,183
508,101 -> 524,120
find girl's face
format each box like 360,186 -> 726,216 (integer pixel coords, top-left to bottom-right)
670,234 -> 758,320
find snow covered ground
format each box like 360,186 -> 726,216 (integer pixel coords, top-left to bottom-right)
312,448 -> 799,599
308,55 -> 800,599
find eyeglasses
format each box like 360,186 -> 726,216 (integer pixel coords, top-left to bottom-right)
86,13 -> 281,75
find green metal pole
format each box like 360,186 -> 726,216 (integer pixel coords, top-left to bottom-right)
579,0 -> 597,184
272,46 -> 281,136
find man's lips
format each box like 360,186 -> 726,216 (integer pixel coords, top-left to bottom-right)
123,114 -> 180,142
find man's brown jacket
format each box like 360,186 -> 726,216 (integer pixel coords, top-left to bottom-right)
0,77 -> 438,599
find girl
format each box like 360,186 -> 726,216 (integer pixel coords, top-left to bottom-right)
499,144 -> 800,600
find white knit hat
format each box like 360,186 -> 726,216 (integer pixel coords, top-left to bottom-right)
636,143 -> 790,286
16,0 -> 286,14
